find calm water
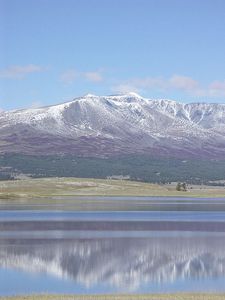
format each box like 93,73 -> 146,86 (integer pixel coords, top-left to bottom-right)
0,196 -> 225,295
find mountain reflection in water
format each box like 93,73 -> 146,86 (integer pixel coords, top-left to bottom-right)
1,235 -> 225,291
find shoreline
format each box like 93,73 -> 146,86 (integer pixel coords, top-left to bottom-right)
0,177 -> 225,200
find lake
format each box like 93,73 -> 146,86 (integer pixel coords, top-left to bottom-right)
0,196 -> 225,295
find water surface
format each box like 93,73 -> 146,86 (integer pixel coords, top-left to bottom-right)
0,196 -> 225,295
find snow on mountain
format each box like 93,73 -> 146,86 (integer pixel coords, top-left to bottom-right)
0,93 -> 225,158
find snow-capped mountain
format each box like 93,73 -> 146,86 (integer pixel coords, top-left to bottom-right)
0,93 -> 225,158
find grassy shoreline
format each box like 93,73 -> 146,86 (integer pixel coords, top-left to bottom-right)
1,294 -> 225,300
0,177 -> 225,199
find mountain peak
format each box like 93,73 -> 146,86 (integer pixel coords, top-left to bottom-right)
106,92 -> 144,102
83,93 -> 98,98
123,92 -> 143,98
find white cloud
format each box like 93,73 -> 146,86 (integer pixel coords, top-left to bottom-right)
132,77 -> 167,89
208,80 -> 225,97
84,71 -> 103,82
112,77 -> 169,94
130,75 -> 200,93
113,75 -> 225,99
169,75 -> 199,92
60,69 -> 103,85
0,64 -> 46,79
111,83 -> 141,94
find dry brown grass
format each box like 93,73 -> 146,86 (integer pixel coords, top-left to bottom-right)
0,177 -> 225,199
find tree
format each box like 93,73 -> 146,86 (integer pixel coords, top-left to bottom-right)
176,182 -> 182,191
176,182 -> 187,192
181,182 -> 187,191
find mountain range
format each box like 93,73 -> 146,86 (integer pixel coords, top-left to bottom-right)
1,92 -> 225,159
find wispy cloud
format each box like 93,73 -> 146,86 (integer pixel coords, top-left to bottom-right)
60,69 -> 103,85
112,75 -> 225,98
207,80 -> 225,98
84,71 -> 103,82
112,83 -> 141,94
0,64 -> 46,79
169,75 -> 200,92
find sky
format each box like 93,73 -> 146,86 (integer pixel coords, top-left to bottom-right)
0,0 -> 225,110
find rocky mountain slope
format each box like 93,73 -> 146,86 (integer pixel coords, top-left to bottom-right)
0,93 -> 225,158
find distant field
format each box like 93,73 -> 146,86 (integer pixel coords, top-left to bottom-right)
0,177 -> 225,199
1,294 -> 225,300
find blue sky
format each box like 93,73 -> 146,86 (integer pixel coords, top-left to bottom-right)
0,0 -> 225,110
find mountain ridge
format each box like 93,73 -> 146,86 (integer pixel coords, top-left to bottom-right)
0,93 -> 225,159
